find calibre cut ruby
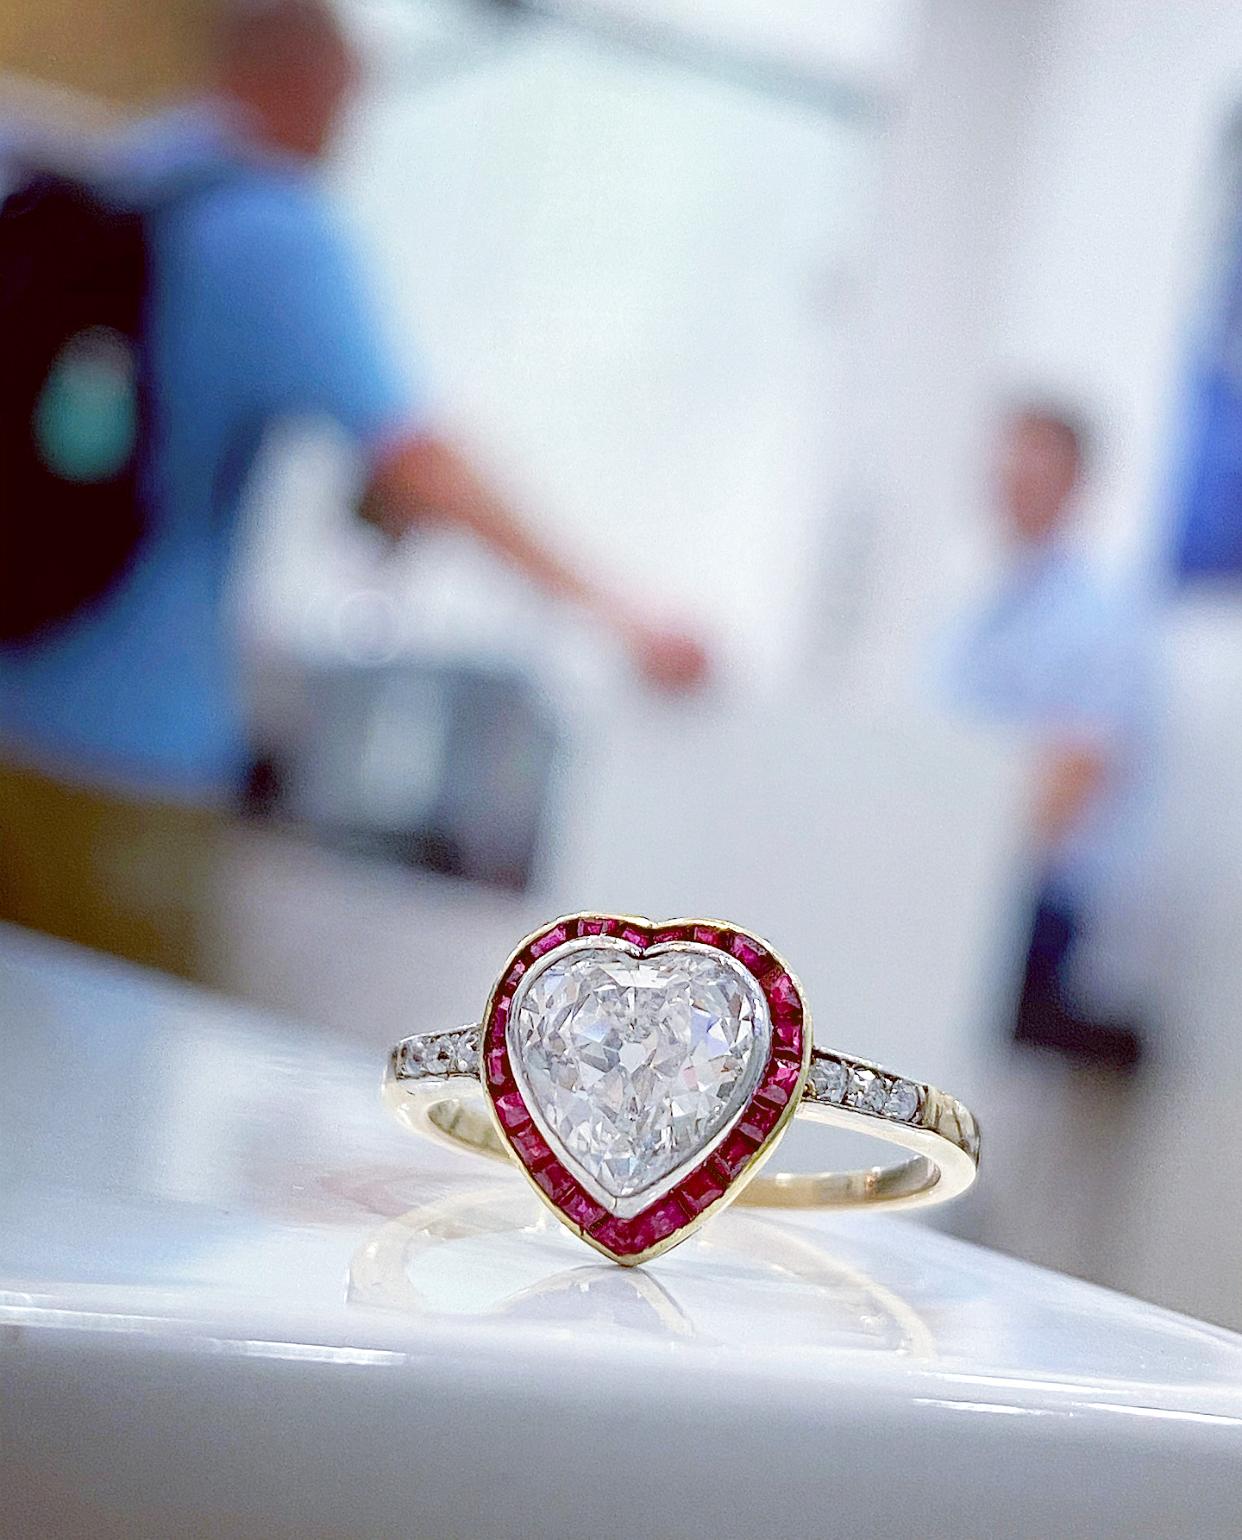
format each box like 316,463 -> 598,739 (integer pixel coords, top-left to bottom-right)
562,1186 -> 608,1230
530,924 -> 569,958
486,1045 -> 510,1088
510,1121 -> 551,1165
718,1127 -> 760,1177
678,1159 -> 730,1214
578,916 -> 617,936
693,925 -> 723,947
766,970 -> 802,1021
652,926 -> 687,945
772,1017 -> 803,1058
532,1161 -> 576,1204
738,1096 -> 781,1143
494,1090 -> 531,1130
505,960 -> 527,990
756,1056 -> 803,1107
628,1196 -> 688,1252
731,934 -> 769,974
619,925 -> 649,949
588,1216 -> 631,1254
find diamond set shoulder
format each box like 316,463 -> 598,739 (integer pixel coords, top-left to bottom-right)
397,1026 -> 481,1081
805,1050 -> 923,1124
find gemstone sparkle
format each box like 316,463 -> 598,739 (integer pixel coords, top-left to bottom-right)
809,1057 -> 848,1103
507,941 -> 771,1217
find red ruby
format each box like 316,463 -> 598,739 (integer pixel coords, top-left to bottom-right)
678,1160 -> 729,1214
578,916 -> 617,936
718,1127 -> 759,1177
738,1097 -> 781,1143
731,934 -> 769,974
494,1090 -> 531,1130
509,1121 -> 550,1165
491,996 -> 510,1027
562,1186 -> 607,1230
532,1161 -> 576,1204
627,1196 -> 688,1252
485,1045 -> 510,1087
766,971 -> 802,1020
756,1056 -> 803,1107
504,960 -> 527,990
619,926 -> 648,949
530,924 -> 569,958
692,925 -> 723,947
589,1216 -> 633,1254
772,1017 -> 803,1058
652,926 -> 686,945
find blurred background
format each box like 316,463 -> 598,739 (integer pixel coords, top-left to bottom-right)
5,0 -> 1242,1332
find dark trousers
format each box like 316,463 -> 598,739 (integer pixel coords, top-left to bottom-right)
1014,890 -> 1143,1071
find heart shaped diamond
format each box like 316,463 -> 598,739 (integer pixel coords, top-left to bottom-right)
508,941 -> 771,1217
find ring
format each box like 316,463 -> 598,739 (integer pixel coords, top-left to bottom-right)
384,913 -> 980,1265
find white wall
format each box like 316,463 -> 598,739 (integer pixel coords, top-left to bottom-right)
829,0 -> 1063,696
998,0 -> 1242,566
555,0 -> 918,85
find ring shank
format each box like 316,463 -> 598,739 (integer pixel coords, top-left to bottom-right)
385,1072 -> 979,1214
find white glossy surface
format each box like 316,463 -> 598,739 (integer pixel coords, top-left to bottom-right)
2,926 -> 1241,1539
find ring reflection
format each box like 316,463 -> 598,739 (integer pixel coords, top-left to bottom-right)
347,1181 -> 936,1356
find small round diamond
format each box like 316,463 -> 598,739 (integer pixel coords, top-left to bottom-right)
424,1036 -> 457,1076
400,1039 -> 425,1077
809,1058 -> 847,1103
847,1067 -> 889,1113
884,1080 -> 920,1121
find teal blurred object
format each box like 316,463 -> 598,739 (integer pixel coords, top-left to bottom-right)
33,325 -> 138,484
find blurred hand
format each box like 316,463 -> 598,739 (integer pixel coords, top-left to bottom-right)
1032,741 -> 1110,848
619,616 -> 711,693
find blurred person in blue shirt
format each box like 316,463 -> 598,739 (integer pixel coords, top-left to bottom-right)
0,0 -> 707,978
945,403 -> 1156,1071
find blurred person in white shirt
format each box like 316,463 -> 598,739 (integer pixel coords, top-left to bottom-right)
945,402 -> 1158,1072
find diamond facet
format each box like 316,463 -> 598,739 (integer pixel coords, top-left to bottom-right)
847,1066 -> 889,1113
884,1079 -> 920,1121
809,1057 -> 848,1103
508,941 -> 771,1217
424,1036 -> 457,1076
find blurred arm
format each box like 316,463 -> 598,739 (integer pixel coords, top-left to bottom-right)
362,433 -> 710,692
200,192 -> 705,690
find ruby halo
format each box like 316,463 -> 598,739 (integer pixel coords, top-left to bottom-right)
482,913 -> 811,1264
